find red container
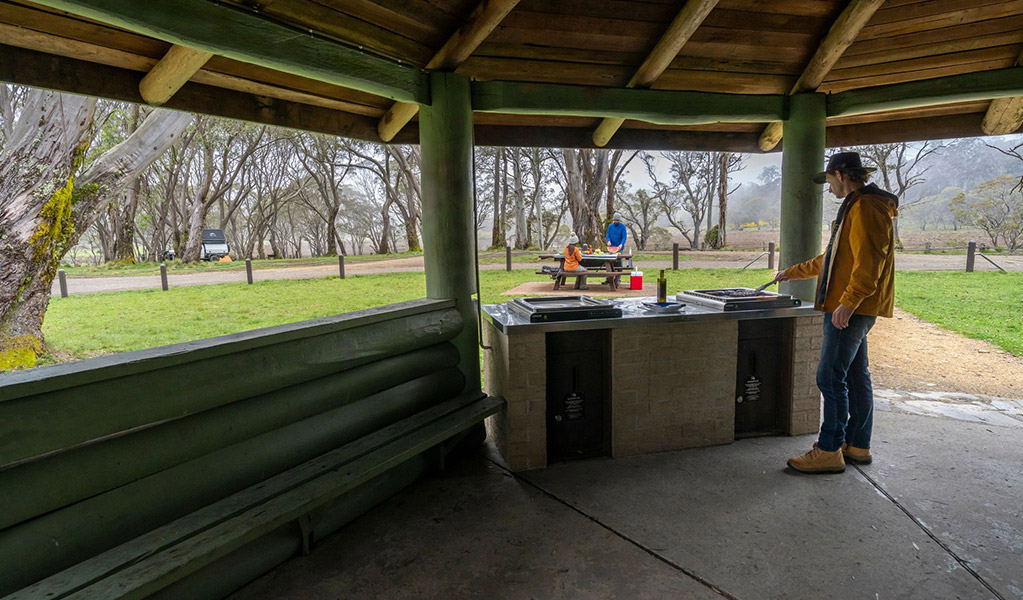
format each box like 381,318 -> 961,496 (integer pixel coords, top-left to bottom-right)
629,271 -> 643,290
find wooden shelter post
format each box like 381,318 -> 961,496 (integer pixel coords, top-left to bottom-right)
779,92 -> 826,302
419,72 -> 479,393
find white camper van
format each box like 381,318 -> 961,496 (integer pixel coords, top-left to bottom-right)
201,229 -> 230,261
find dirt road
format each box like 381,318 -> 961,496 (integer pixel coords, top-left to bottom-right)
54,251 -> 1021,296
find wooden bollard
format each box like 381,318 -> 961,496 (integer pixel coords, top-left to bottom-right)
160,263 -> 169,291
768,241 -> 776,270
506,246 -> 512,272
672,242 -> 679,270
338,254 -> 345,279
245,258 -> 253,284
966,240 -> 976,273
58,269 -> 68,298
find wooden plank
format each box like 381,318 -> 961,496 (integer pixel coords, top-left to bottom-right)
826,113 -> 986,147
838,20 -> 1023,68
821,58 -> 1014,94
138,44 -> 211,104
472,79 -> 786,124
472,124 -> 766,152
592,0 -> 718,146
307,0 -> 460,47
826,65 -> 1023,117
216,0 -> 434,65
654,68 -> 791,94
866,0 -> 1012,26
825,45 -> 1020,82
859,1 -> 1023,40
715,0 -> 842,18
11,393 -> 499,600
62,396 -> 504,600
28,0 -> 429,103
378,0 -> 521,142
826,100 -> 989,127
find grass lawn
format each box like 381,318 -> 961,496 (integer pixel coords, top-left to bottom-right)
894,271 -> 1023,355
40,268 -> 1023,363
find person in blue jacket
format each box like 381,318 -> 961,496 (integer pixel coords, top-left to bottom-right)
606,212 -> 627,253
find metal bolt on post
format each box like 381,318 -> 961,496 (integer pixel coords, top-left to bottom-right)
338,254 -> 345,279
966,241 -> 976,272
768,241 -> 776,270
160,263 -> 169,291
672,243 -> 679,270
245,258 -> 253,284
506,246 -> 512,272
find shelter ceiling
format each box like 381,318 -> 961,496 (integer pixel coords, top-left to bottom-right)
0,0 -> 1021,151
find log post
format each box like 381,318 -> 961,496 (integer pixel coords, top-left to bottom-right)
160,263 -> 169,291
245,258 -> 253,284
338,255 -> 345,279
506,245 -> 512,272
966,240 -> 976,272
672,242 -> 679,270
768,241 -> 776,270
420,72 -> 479,393
58,269 -> 68,298
779,93 -> 825,302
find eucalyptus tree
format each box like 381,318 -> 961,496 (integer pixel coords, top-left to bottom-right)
0,87 -> 191,368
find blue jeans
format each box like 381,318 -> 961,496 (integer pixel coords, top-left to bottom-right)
816,312 -> 877,452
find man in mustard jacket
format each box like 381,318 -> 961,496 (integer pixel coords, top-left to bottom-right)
772,152 -> 899,474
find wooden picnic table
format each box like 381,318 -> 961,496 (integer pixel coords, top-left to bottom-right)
537,252 -> 633,291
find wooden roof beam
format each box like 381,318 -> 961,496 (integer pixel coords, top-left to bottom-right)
378,0 -> 520,142
758,0 -> 886,151
30,0 -> 428,104
592,0 -> 718,147
472,80 -> 784,124
981,47 -> 1023,136
139,45 -> 212,105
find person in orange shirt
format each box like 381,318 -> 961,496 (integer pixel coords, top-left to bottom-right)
562,233 -> 587,288
771,152 -> 898,474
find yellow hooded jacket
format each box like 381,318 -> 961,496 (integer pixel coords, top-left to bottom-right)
784,184 -> 899,317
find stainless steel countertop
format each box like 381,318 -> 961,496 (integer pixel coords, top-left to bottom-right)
481,297 -> 817,334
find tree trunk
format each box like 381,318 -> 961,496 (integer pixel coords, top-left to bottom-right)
0,91 -> 190,369
718,152 -> 728,249
112,178 -> 141,262
512,148 -> 528,249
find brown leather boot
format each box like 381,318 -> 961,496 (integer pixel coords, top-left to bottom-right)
842,444 -> 873,465
787,446 -> 845,474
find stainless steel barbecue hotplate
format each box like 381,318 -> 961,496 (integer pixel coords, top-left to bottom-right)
676,288 -> 801,312
508,296 -> 622,322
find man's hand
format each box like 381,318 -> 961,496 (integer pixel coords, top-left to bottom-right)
832,303 -> 853,329
772,270 -> 789,284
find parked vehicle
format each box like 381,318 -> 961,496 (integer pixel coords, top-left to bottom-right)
159,249 -> 175,262
201,229 -> 230,261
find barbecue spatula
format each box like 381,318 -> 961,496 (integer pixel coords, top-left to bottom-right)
754,280 -> 776,292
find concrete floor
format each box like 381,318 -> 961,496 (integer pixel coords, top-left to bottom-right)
229,404 -> 1022,600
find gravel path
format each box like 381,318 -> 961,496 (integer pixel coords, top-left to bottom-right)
54,251 -> 1022,296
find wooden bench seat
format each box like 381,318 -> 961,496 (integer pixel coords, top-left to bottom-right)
9,392 -> 503,600
535,269 -> 633,291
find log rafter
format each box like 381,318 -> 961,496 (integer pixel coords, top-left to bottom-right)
591,0 -> 719,147
981,44 -> 1023,136
377,0 -> 520,142
758,0 -> 886,151
138,44 -> 212,105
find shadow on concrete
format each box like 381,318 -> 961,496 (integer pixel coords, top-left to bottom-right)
229,407 -> 1021,600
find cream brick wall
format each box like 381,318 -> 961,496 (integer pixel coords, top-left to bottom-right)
483,321 -> 547,471
611,321 -> 738,457
788,313 -> 824,435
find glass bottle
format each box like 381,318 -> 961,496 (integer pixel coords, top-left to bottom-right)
657,269 -> 667,303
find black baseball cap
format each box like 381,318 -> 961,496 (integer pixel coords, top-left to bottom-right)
811,151 -> 876,184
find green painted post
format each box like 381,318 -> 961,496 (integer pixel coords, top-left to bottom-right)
779,93 -> 826,302
419,72 -> 479,393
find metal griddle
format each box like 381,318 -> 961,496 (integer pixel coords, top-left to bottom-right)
676,288 -> 801,312
509,296 -> 622,322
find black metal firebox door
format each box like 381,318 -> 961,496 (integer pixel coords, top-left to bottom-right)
545,330 -> 610,461
734,319 -> 792,436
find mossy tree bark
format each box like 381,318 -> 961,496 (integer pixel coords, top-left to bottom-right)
0,89 -> 192,370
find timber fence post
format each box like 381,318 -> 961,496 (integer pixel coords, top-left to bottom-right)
58,269 -> 68,298
338,255 -> 345,279
160,264 -> 169,291
672,243 -> 679,270
966,241 -> 976,272
768,241 -> 776,270
506,246 -> 512,272
245,258 -> 253,284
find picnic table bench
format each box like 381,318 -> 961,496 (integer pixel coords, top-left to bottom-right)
537,253 -> 633,291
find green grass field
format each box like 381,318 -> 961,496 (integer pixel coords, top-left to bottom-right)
61,251 -> 425,277
40,268 -> 1023,363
